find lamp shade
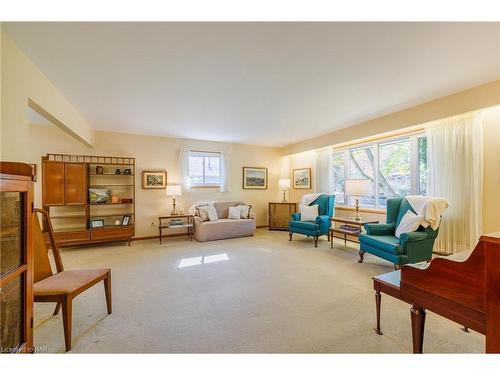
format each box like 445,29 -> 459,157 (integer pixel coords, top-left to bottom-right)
166,185 -> 182,196
279,178 -> 291,189
345,179 -> 371,197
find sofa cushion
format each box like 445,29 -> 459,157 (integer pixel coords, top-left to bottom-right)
359,234 -> 403,255
194,218 -> 256,242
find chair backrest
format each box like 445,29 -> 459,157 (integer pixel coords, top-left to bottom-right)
310,194 -> 335,217
33,208 -> 64,283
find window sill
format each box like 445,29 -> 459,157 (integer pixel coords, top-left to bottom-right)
190,185 -> 220,189
335,205 -> 386,215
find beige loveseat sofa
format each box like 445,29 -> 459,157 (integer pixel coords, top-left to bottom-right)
193,201 -> 256,242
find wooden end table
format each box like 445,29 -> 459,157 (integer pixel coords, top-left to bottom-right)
158,214 -> 194,244
330,216 -> 378,249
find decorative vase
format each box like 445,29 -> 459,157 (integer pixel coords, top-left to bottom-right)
115,168 -> 121,175
96,166 -> 103,175
111,194 -> 119,203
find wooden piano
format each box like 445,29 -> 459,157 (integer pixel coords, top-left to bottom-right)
400,232 -> 500,353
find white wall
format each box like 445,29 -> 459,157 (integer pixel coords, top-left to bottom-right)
28,125 -> 283,236
1,30 -> 94,161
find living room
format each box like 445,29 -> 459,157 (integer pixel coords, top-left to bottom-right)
1,1 -> 500,373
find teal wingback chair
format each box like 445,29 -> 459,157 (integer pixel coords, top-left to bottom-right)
358,197 -> 439,269
289,194 -> 335,247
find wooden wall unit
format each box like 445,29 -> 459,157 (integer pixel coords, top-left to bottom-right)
269,202 -> 297,231
41,154 -> 135,247
0,162 -> 35,353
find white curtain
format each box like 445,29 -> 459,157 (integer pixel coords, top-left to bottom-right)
219,151 -> 231,193
179,147 -> 191,192
426,111 -> 483,254
315,147 -> 333,194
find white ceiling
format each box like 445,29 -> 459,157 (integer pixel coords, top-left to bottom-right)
5,22 -> 500,147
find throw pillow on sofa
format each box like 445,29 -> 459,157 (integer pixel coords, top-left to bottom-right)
395,210 -> 423,239
196,205 -> 210,222
228,206 -> 242,220
237,204 -> 251,219
206,205 -> 219,222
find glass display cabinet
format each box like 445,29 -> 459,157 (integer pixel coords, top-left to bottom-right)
0,162 -> 35,353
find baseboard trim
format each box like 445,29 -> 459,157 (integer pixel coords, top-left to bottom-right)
256,225 -> 269,229
132,233 -> 186,241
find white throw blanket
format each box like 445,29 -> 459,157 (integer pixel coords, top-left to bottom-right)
300,193 -> 325,207
405,195 -> 450,230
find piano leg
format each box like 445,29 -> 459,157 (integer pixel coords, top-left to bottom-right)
374,289 -> 383,335
410,304 -> 426,353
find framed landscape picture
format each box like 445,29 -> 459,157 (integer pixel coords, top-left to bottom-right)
242,167 -> 268,190
142,170 -> 167,189
293,168 -> 311,189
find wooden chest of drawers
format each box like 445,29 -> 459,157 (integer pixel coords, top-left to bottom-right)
268,202 -> 297,231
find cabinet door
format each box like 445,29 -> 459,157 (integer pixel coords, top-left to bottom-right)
65,163 -> 87,205
42,161 -> 65,205
0,181 -> 34,353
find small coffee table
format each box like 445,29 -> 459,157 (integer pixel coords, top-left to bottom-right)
330,216 -> 378,248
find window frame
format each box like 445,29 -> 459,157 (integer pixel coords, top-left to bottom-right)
332,132 -> 427,210
188,150 -> 222,188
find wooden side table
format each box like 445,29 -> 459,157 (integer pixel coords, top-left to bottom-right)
269,202 -> 297,231
158,214 -> 194,244
330,216 -> 378,248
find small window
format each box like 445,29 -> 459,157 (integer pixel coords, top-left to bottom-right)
188,151 -> 221,187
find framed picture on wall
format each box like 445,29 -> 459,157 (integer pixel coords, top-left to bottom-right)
142,170 -> 167,189
242,167 -> 268,190
293,168 -> 311,189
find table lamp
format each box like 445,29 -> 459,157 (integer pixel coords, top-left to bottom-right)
279,179 -> 291,202
345,179 -> 371,221
166,185 -> 182,215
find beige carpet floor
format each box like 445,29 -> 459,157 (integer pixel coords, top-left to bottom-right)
33,229 -> 484,353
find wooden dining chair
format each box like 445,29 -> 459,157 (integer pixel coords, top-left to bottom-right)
33,208 -> 112,352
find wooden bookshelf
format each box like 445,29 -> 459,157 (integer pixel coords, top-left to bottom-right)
41,153 -> 136,247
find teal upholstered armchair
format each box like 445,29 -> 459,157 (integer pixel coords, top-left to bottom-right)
289,194 -> 335,247
358,197 -> 439,269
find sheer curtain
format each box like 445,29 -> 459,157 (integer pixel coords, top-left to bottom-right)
426,111 -> 483,254
179,147 -> 191,192
315,147 -> 333,194
219,151 -> 231,193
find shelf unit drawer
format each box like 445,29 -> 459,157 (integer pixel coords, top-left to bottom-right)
90,226 -> 134,240
52,230 -> 90,244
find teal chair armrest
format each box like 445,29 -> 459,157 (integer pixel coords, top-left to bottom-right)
364,223 -> 395,236
315,215 -> 330,224
399,231 -> 428,245
291,213 -> 301,221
